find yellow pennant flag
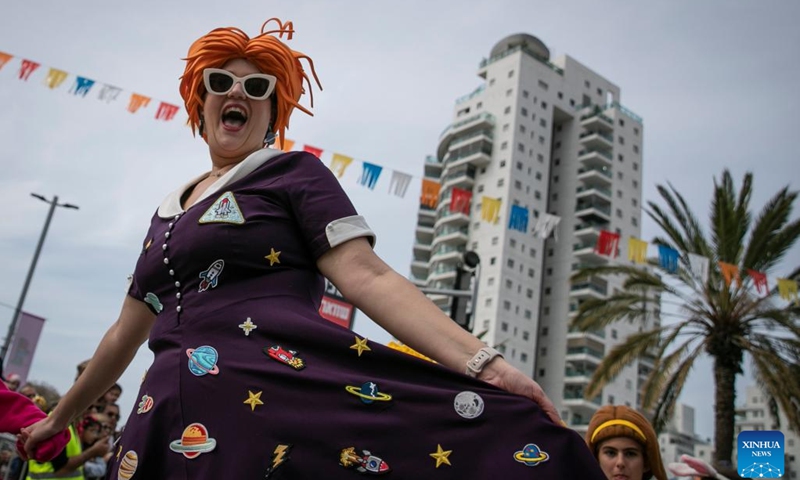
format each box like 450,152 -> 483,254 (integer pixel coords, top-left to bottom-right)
0,52 -> 13,71
43,68 -> 68,89
718,261 -> 741,288
127,93 -> 151,113
777,278 -> 798,302
329,153 -> 353,179
628,237 -> 648,264
481,196 -> 501,224
420,179 -> 440,208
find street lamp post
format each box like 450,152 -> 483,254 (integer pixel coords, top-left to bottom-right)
0,194 -> 79,366
418,251 -> 481,331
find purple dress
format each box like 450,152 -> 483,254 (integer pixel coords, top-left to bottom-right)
110,149 -> 605,479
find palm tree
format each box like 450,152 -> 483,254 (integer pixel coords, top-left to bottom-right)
570,169 -> 800,466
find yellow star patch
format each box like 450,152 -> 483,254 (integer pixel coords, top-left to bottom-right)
265,247 -> 281,266
238,317 -> 257,336
350,336 -> 371,357
429,444 -> 452,468
244,390 -> 264,411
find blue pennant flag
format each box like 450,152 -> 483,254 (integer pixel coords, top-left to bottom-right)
658,244 -> 679,273
359,162 -> 383,190
508,205 -> 529,232
71,76 -> 96,97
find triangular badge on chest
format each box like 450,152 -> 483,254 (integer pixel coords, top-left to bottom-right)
198,191 -> 245,225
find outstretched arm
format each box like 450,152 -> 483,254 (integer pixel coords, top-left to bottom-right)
317,237 -> 561,424
22,295 -> 155,457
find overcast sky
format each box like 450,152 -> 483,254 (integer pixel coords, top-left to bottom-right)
1,1 -> 798,439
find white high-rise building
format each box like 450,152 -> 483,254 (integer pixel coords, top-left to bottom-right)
657,404 -> 713,476
735,385 -> 798,478
410,33 -> 658,432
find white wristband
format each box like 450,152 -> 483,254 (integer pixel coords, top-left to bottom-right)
465,347 -> 503,378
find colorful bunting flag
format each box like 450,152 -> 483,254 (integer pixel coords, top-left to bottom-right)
420,179 -> 440,208
19,60 -> 40,81
450,187 -> 472,215
531,213 -> 561,240
718,262 -> 742,288
388,171 -> 412,198
278,138 -> 295,152
746,269 -> 769,296
508,205 -> 529,232
595,230 -> 620,258
628,237 -> 648,264
777,278 -> 798,302
71,77 -> 95,97
688,253 -> 709,285
480,196 -> 501,223
43,68 -> 68,89
303,145 -> 323,158
98,84 -> 122,103
329,153 -> 353,179
0,52 -> 12,70
359,162 -> 383,190
127,93 -> 150,113
155,102 -> 180,121
658,245 -> 679,273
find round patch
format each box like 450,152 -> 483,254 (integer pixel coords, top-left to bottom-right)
454,391 -> 485,419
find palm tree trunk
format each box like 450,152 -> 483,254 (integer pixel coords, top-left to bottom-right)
713,356 -> 737,467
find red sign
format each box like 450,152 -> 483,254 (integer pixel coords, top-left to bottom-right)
319,296 -> 354,329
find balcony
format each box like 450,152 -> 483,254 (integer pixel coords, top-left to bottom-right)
430,244 -> 467,264
417,205 -> 436,227
577,166 -> 613,188
576,186 -> 612,203
569,281 -> 608,300
438,113 -> 495,159
432,226 -> 469,246
412,240 -> 431,257
578,148 -> 613,170
579,109 -> 614,134
441,167 -> 476,191
573,222 -> 607,242
415,225 -> 434,244
429,265 -> 458,283
410,260 -> 429,280
579,130 -> 614,151
434,211 -> 470,230
575,201 -> 611,224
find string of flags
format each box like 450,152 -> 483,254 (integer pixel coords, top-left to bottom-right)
591,230 -> 798,302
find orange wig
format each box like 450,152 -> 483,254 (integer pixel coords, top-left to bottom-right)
179,18 -> 322,149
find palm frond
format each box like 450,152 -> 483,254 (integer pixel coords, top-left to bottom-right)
584,329 -> 666,398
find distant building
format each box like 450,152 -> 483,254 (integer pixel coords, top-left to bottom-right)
734,385 -> 798,478
409,32 -> 656,432
657,403 -> 712,477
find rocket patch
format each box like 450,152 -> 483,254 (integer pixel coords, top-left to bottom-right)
198,192 -> 245,225
198,259 -> 224,292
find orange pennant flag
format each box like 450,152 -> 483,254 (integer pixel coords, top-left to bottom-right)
44,68 -> 69,89
628,237 -> 648,264
718,261 -> 741,288
0,52 -> 13,71
329,153 -> 353,179
303,145 -> 323,158
277,138 -> 295,152
420,179 -> 440,208
19,59 -> 40,81
127,93 -> 151,113
155,102 -> 180,121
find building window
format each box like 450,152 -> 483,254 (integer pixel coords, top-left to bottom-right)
543,306 -> 550,315
539,118 -> 547,128
633,180 -> 639,189
608,395 -> 615,405
517,143 -> 525,152
487,277 -> 495,286
634,127 -> 639,136
524,309 -> 532,319
597,88 -> 603,96
537,154 -> 544,163
541,101 -> 548,110
547,249 -> 554,257
523,90 -> 529,98
485,298 -> 492,306
618,136 -> 625,145
521,353 -> 528,362
510,238 -> 517,247
540,347 -> 547,356
514,180 -> 522,190
504,106 -> 511,115
508,70 -> 515,78
477,184 -> 484,193
633,162 -> 639,171
516,161 -> 523,170
585,80 -> 591,88
506,88 -> 513,97
534,191 -> 541,200
632,198 -> 638,207
491,236 -> 499,245
552,193 -> 559,201
500,141 -> 508,150
526,289 -> 533,298
535,172 -> 542,180
503,301 -> 511,311
545,287 -> 551,295
498,178 -> 505,187
527,268 -> 534,278
507,259 -> 515,268
538,369 -> 545,377
618,154 -> 624,162
530,248 -> 536,257
489,78 -> 495,86
521,107 -> 528,116
633,145 -> 640,154
617,171 -> 624,180
617,190 -> 623,198
476,102 -> 482,109
501,321 -> 508,331
500,160 -> 507,168
616,209 -> 623,218
554,158 -> 560,166
502,123 -> 510,132
519,125 -> 526,134
553,175 -> 559,183
611,329 -> 617,339
557,92 -> 563,99
632,217 -> 638,226
619,119 -> 625,127
490,257 -> 496,265
538,80 -> 548,90
522,331 -> 529,341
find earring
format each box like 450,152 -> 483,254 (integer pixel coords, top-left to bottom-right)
264,127 -> 276,146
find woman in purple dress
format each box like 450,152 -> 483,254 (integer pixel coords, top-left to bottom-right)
23,18 -> 606,478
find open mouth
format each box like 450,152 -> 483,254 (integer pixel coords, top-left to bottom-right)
221,105 -> 248,129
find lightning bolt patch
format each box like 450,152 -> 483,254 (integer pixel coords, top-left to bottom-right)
265,443 -> 293,478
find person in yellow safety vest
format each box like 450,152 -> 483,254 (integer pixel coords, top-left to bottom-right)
26,422 -> 109,480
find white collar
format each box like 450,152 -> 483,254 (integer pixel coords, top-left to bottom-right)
157,148 -> 283,218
